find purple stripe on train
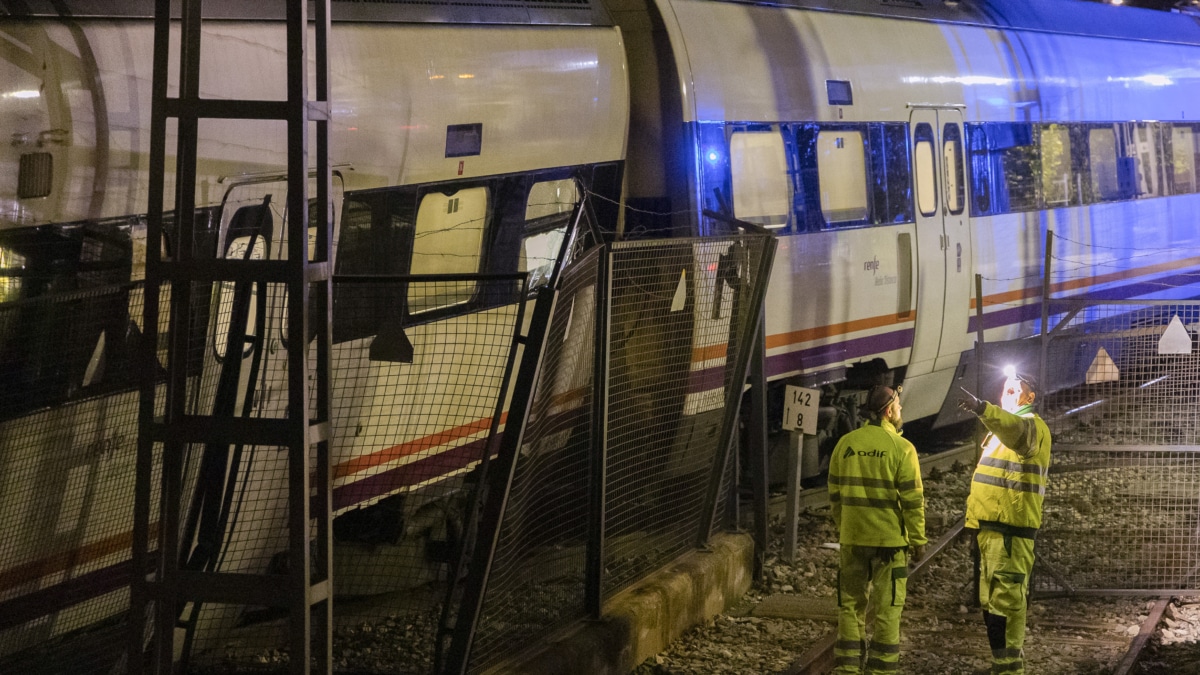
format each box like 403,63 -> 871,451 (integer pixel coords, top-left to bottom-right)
765,328 -> 916,380
331,440 -> 486,511
966,271 -> 1200,333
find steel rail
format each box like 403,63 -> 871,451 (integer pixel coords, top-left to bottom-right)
1113,597 -> 1171,675
777,518 -> 967,675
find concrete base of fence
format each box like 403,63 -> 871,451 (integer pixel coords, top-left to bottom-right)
491,531 -> 754,675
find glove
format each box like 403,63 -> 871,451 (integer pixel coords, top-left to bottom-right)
908,544 -> 925,564
958,387 -> 987,416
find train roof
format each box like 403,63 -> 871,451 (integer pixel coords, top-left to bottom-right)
718,0 -> 1200,47
0,0 -> 612,27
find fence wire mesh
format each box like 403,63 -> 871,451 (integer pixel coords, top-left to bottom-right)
180,275 -> 525,674
0,280 -> 157,675
469,249 -> 599,673
1034,300 -> 1200,592
468,233 -> 773,672
603,236 -> 768,595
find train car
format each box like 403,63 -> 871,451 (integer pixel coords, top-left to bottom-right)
0,0 -> 627,665
612,0 -> 1200,464
5,0 -> 1200,667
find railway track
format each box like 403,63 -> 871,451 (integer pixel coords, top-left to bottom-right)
775,519 -> 1172,675
776,519 -> 967,675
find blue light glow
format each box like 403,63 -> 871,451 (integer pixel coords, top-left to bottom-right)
705,149 -> 721,164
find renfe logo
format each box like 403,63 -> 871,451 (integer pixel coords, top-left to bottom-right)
864,256 -> 880,274
844,446 -> 887,459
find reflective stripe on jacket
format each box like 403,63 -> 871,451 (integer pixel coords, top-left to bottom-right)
829,419 -> 926,548
965,403 -> 1052,532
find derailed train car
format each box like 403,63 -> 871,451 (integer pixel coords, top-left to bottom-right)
3,0 -> 1200,667
0,0 -> 629,664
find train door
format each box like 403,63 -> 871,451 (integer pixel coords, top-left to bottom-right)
907,108 -> 971,402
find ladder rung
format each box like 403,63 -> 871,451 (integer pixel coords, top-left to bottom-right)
165,97 -> 290,121
150,416 -> 297,447
162,98 -> 332,122
171,571 -> 290,606
155,573 -> 331,608
161,259 -> 292,283
155,260 -> 330,284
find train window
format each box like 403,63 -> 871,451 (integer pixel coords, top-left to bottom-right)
914,124 -> 937,217
212,203 -> 271,360
816,130 -> 869,224
730,131 -> 791,229
869,124 -> 913,225
522,179 -> 578,290
1089,127 -> 1123,201
1134,123 -> 1166,198
0,246 -> 25,303
942,124 -> 965,216
965,123 -> 1039,216
1041,124 -> 1072,207
1169,125 -> 1198,194
409,187 -> 487,313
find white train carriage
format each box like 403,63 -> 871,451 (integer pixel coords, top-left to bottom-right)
614,0 -> 1200,432
5,0 -> 1200,664
0,0 -> 628,660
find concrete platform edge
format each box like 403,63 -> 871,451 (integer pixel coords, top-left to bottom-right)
496,532 -> 754,675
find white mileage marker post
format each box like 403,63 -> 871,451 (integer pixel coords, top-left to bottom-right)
782,385 -> 819,435
782,385 -> 819,562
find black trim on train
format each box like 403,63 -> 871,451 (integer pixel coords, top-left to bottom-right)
0,162 -> 622,420
696,118 -> 1200,237
0,0 -> 613,27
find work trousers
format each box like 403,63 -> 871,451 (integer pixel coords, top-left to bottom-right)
977,528 -> 1035,675
834,545 -> 907,674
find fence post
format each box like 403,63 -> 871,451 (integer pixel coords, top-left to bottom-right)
443,285 -> 559,674
1040,230 -> 1053,404
975,273 -> 985,407
697,236 -> 777,546
585,244 -> 612,618
748,311 -> 768,581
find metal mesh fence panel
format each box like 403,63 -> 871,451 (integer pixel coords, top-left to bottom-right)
180,275 -> 524,673
0,281 -> 161,674
1032,300 -> 1200,592
469,249 -> 600,673
602,236 -> 770,595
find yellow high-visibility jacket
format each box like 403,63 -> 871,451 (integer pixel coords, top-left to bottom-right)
828,419 -> 926,548
965,403 -> 1052,537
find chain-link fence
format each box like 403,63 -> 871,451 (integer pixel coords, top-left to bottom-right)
0,279 -> 151,675
173,275 -> 527,673
461,233 -> 774,673
0,270 -> 526,674
1034,300 -> 1200,593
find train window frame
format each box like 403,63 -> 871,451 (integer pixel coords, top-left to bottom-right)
1132,122 -> 1167,199
1087,124 -> 1125,202
914,123 -> 938,217
965,122 -> 1040,217
729,129 -> 792,230
942,123 -> 965,216
522,177 -> 579,291
1040,123 -> 1073,208
815,128 -> 870,226
1167,123 -> 1199,195
407,186 -> 489,315
792,122 -> 913,231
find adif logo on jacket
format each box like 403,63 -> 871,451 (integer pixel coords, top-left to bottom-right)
844,446 -> 887,459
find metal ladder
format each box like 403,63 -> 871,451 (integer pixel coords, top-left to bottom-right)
131,1 -> 334,672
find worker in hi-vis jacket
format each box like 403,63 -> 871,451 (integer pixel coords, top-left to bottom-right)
828,384 -> 926,675
960,367 -> 1052,675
